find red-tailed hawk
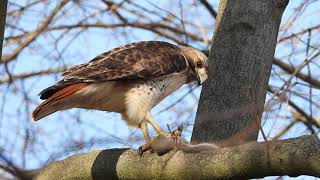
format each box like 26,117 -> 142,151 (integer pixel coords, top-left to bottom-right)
32,41 -> 208,152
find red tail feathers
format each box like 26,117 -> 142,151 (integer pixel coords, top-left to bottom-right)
32,83 -> 87,120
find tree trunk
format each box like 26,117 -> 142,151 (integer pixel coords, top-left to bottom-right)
0,0 -> 7,57
191,0 -> 289,146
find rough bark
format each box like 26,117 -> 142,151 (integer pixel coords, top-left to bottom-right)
0,0 -> 7,58
33,135 -> 320,180
191,0 -> 289,145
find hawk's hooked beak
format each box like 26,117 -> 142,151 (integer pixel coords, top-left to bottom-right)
197,75 -> 202,85
197,76 -> 205,85
196,68 -> 208,85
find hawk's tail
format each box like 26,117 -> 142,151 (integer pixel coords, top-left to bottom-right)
32,83 -> 87,121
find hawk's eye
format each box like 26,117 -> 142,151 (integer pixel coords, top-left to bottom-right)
196,61 -> 203,68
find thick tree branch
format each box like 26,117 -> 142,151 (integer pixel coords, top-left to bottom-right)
33,135 -> 320,179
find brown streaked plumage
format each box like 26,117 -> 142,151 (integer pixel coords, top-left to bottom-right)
32,41 -> 208,151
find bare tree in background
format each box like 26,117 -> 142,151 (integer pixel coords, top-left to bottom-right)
1,0 -> 320,179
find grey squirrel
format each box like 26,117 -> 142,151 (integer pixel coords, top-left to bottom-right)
139,125 -> 220,156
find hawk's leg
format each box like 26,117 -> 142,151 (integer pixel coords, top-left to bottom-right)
138,121 -> 152,155
140,121 -> 151,143
146,113 -> 171,137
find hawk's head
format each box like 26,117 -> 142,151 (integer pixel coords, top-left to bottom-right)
181,47 -> 208,85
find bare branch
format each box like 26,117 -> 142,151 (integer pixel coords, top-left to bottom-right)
199,0 -> 217,18
0,67 -> 66,84
1,0 -> 70,64
273,57 -> 320,89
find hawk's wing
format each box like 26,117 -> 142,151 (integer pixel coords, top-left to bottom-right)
38,41 -> 189,99
62,41 -> 189,82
